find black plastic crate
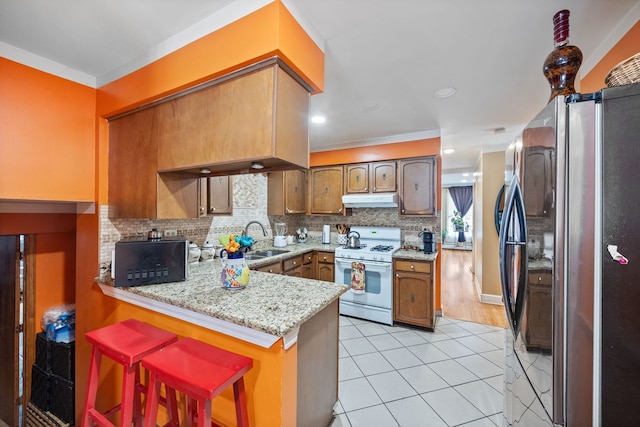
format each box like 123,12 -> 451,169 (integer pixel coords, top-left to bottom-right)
50,374 -> 74,425
35,332 -> 52,372
31,364 -> 50,412
51,339 -> 75,380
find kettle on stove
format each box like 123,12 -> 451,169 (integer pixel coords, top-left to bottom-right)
346,231 -> 361,248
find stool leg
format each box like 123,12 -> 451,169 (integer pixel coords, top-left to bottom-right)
197,398 -> 211,427
233,378 -> 250,427
143,373 -> 160,427
120,363 -> 137,427
132,366 -> 143,427
187,397 -> 196,427
81,346 -> 102,427
165,385 -> 179,427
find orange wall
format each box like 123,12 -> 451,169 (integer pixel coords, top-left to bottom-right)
0,58 -> 96,202
581,20 -> 640,93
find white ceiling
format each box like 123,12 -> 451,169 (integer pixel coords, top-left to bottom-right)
1,0 -> 639,186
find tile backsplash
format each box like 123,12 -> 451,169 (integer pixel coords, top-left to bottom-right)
100,173 -> 440,263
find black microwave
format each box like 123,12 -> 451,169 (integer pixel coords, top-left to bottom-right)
112,239 -> 188,287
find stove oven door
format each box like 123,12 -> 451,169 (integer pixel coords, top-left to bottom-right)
335,258 -> 393,309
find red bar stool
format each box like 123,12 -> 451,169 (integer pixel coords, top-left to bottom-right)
81,319 -> 179,427
142,337 -> 253,427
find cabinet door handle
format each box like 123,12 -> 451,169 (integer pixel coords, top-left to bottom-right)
415,183 -> 419,191
293,261 -> 297,265
395,273 -> 399,277
410,265 -> 415,269
323,257 -> 327,261
411,294 -> 415,302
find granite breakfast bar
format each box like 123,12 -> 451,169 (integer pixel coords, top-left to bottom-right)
96,260 -> 347,427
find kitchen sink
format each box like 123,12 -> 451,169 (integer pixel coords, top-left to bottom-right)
244,249 -> 290,261
253,249 -> 290,257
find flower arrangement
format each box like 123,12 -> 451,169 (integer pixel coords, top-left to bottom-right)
218,234 -> 255,253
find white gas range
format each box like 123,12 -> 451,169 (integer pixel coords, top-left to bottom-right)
335,226 -> 401,325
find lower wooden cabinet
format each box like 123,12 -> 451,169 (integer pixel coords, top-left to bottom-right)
393,259 -> 435,329
283,255 -> 304,277
522,270 -> 552,351
315,252 -> 335,282
301,252 -> 314,279
254,261 -> 282,274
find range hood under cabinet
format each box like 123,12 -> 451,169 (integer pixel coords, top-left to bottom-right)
342,193 -> 398,208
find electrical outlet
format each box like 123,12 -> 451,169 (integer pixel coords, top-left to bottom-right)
164,229 -> 177,237
422,226 -> 430,232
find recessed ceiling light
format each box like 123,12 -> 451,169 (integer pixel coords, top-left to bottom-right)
461,179 -> 468,183
251,162 -> 264,169
311,115 -> 326,124
462,173 -> 470,177
434,87 -> 456,98
200,168 -> 211,174
442,148 -> 455,154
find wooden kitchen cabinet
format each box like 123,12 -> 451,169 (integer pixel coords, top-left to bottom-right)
398,157 -> 437,216
522,270 -> 552,351
109,107 -> 199,218
310,166 -> 344,215
283,255 -> 304,277
267,169 -> 307,215
393,259 -> 435,329
253,261 -> 283,274
345,161 -> 396,194
315,252 -> 335,282
198,175 -> 233,217
157,62 -> 310,175
301,252 -> 314,279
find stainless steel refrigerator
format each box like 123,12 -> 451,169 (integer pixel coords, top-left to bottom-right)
499,82 -> 640,426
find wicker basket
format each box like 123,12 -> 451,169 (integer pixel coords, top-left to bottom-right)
605,52 -> 640,87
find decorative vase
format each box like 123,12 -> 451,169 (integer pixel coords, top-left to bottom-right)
219,250 -> 250,290
543,9 -> 583,102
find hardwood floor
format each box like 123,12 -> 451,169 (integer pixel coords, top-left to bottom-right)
441,249 -> 508,328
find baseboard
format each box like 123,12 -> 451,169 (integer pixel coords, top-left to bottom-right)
480,293 -> 503,305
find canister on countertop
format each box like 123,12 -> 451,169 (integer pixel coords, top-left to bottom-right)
420,230 -> 435,254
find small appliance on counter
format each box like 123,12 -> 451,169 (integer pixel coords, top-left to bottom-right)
296,227 -> 308,243
274,222 -> 287,247
419,230 -> 435,254
112,238 -> 188,287
322,224 -> 331,244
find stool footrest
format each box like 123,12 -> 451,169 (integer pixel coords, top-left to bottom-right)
87,408 -> 114,427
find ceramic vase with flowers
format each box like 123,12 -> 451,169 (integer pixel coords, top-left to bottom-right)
218,234 -> 254,289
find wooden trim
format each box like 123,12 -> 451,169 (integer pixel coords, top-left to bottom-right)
23,234 -> 36,411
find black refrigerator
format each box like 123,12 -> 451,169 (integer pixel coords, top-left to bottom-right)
500,82 -> 640,426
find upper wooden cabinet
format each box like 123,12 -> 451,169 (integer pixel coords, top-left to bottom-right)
310,166 -> 344,215
268,169 -> 307,215
156,62 -> 310,175
109,107 -> 199,218
398,157 -> 437,216
198,176 -> 233,217
345,161 -> 396,194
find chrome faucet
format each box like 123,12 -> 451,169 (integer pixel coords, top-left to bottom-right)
243,220 -> 268,237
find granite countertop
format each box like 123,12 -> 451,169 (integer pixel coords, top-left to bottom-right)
96,242 -> 437,341
393,249 -> 439,262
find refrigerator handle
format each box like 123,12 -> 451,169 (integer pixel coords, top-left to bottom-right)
499,177 -> 528,337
